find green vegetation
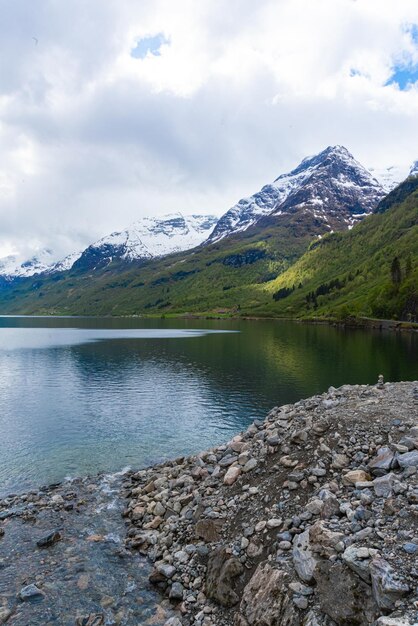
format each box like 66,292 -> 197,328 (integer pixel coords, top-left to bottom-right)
0,179 -> 417,322
263,178 -> 418,322
0,210 -> 327,316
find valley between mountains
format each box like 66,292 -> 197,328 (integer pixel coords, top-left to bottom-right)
0,146 -> 416,322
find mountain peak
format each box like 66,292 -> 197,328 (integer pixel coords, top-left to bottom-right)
207,146 -> 385,244
284,145 -> 365,182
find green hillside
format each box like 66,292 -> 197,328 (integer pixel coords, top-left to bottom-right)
0,179 -> 416,321
0,211 -> 327,316
262,178 -> 418,322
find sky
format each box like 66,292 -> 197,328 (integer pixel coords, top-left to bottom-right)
0,0 -> 418,263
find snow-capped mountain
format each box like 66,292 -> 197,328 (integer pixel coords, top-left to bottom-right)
0,249 -> 55,281
206,146 -> 387,244
0,214 -> 217,281
49,250 -> 83,273
0,249 -> 83,281
72,213 -> 218,272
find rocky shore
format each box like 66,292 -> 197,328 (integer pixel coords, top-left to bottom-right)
1,380 -> 417,625
122,380 -> 418,626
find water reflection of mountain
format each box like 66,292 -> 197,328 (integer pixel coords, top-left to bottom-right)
0,318 -> 416,495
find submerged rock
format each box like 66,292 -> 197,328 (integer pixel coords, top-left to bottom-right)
18,583 -> 44,601
36,529 -> 62,548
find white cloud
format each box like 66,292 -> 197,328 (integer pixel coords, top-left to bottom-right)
0,0 -> 417,262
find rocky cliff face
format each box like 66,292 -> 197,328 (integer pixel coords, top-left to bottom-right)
206,146 -> 386,244
124,381 -> 418,626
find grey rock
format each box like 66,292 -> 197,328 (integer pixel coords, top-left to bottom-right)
397,449 -> 418,469
36,529 -> 62,548
292,528 -> 317,583
310,468 -> 326,477
303,611 -> 326,626
219,454 -> 238,467
293,595 -> 308,609
369,556 -> 409,610
368,447 -> 396,476
164,619 -> 183,626
75,616 -> 104,626
242,458 -> 258,473
18,584 -> 44,601
158,564 -> 177,578
319,491 -> 340,519
267,436 -> 280,446
374,618 -> 411,626
0,608 -> 12,624
342,545 -> 371,582
169,582 -> 184,601
288,581 -> 313,596
373,473 -> 396,498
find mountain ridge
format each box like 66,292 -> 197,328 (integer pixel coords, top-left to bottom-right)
0,148 -> 416,321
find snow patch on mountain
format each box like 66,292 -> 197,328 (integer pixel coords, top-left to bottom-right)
0,214 -> 218,280
0,249 -> 55,280
73,213 -> 218,272
0,249 -> 83,280
49,251 -> 83,273
368,165 -> 408,192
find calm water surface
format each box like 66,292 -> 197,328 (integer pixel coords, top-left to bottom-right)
0,317 -> 417,496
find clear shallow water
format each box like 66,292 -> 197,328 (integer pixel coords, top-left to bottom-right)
0,316 -> 417,496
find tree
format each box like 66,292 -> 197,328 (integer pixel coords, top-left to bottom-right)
390,257 -> 402,286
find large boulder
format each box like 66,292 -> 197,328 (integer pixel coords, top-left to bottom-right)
314,561 -> 379,625
369,557 -> 410,611
293,529 -> 317,583
368,447 -> 396,476
206,547 -> 243,607
396,450 -> 418,469
234,563 -> 299,626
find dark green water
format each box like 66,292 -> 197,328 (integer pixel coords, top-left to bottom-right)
0,316 -> 416,495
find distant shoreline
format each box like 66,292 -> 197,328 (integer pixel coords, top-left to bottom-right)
1,311 -> 417,332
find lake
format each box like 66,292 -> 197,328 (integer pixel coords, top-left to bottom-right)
0,316 -> 417,496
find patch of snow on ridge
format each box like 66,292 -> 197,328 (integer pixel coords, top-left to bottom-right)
92,213 -> 219,261
0,249 -> 56,279
368,165 -> 406,192
70,213 -> 220,272
49,250 -> 83,273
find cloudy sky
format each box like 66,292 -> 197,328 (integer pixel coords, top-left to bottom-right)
1,0 -> 418,262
